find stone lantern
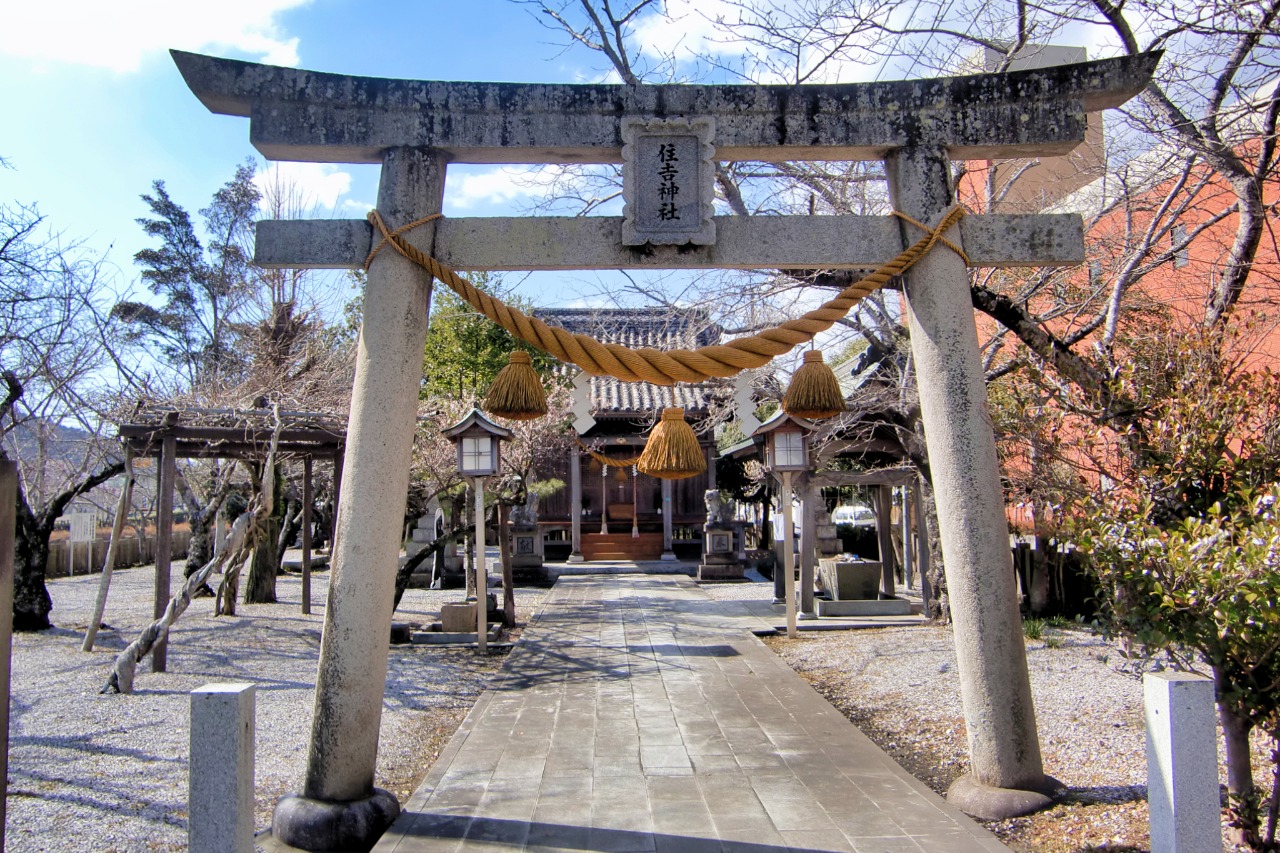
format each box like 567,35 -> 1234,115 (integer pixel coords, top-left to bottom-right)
443,409 -> 511,653
754,412 -> 814,638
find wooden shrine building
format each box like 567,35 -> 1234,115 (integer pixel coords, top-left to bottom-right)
535,308 -> 730,562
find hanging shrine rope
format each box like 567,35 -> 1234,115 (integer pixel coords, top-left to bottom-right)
577,441 -> 642,468
365,206 -> 969,387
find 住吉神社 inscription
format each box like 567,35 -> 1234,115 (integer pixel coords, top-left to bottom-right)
622,117 -> 716,246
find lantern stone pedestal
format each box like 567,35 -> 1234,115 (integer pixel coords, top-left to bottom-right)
508,501 -> 548,584
698,526 -> 742,580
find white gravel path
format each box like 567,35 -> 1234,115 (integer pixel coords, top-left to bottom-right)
6,560 -> 546,853
6,567 -> 1263,853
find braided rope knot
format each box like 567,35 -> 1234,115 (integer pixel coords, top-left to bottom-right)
365,206 -> 968,385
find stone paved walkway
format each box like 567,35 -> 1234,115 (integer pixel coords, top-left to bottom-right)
373,575 -> 1008,852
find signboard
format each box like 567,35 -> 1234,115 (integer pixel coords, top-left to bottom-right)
69,512 -> 96,544
621,117 -> 716,246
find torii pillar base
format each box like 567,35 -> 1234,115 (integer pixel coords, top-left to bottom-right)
271,789 -> 400,852
947,774 -> 1062,821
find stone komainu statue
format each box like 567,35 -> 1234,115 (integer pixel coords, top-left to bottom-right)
704,489 -> 732,527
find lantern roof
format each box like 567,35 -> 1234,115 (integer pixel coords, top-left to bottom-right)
442,408 -> 513,441
750,410 -> 816,438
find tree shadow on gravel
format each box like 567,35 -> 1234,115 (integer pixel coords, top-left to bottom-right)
1061,785 -> 1147,806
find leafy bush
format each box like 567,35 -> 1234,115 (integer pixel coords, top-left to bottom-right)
1076,488 -> 1280,846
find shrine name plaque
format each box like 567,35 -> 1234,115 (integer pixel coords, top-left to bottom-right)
621,117 -> 716,246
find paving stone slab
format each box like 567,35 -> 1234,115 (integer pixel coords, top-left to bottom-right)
372,575 -> 1007,853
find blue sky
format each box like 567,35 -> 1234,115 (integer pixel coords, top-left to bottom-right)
2,0 -> 684,310
1,1 -> 1123,317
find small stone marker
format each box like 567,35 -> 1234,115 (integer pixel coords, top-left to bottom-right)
1144,672 -> 1222,853
190,683 -> 255,853
621,117 -> 716,246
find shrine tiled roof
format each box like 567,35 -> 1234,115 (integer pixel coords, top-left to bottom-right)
536,308 -> 730,419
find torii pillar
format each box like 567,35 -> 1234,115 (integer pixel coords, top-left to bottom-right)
272,148 -> 445,849
888,146 -> 1053,816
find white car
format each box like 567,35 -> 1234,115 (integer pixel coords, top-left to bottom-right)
831,505 -> 876,527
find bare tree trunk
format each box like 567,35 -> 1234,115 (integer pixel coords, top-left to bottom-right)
276,495 -> 303,570
12,517 -> 53,632
83,450 -> 136,651
243,464 -> 282,604
244,535 -> 279,604
10,460 -> 124,631
1217,665 -> 1256,844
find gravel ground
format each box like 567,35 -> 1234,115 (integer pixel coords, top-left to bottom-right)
748,611 -> 1277,852
6,560 -> 546,853
8,570 -> 1272,852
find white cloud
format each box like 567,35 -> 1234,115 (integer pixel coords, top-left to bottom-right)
632,0 -> 745,62
254,163 -> 353,215
340,198 -> 375,215
1,1 -> 311,73
446,166 -> 567,210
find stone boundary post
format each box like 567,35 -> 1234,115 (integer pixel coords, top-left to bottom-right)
1145,672 -> 1222,852
190,683 -> 255,853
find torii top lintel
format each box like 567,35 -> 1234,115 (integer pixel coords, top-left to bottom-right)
171,49 -> 1159,166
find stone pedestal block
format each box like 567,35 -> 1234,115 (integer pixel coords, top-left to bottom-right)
698,526 -> 743,580
440,602 -> 476,634
190,683 -> 255,853
1145,672 -> 1221,853
819,559 -> 882,600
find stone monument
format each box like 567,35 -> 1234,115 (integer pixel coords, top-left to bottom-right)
507,492 -> 546,583
698,489 -> 742,581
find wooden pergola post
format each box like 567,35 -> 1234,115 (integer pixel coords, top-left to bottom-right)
302,456 -> 313,615
153,435 -> 176,673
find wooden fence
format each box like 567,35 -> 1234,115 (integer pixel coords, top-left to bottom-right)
47,531 -> 191,579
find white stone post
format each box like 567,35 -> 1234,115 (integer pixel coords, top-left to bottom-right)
274,147 -> 444,850
474,477 -> 487,654
190,683 -> 255,853
661,478 -> 676,560
568,448 -> 584,562
886,146 -> 1047,815
1145,673 -> 1222,853
799,482 -> 816,618
781,470 -> 797,639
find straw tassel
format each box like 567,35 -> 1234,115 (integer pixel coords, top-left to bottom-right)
637,408 -> 707,480
483,350 -> 547,420
782,350 -> 845,419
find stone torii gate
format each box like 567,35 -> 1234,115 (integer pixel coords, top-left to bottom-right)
172,49 -> 1157,850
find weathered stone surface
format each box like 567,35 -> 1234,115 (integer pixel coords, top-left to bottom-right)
816,597 -> 913,617
272,788 -> 400,852
440,602 -> 476,634
819,559 -> 882,600
297,148 -> 445,807
621,117 -> 716,246
173,49 -> 1160,164
190,683 -> 255,853
890,145 -> 1046,792
256,212 -> 1085,271
1145,673 -> 1221,853
947,774 -> 1057,820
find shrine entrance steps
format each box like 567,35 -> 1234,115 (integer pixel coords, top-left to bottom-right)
372,574 -> 1008,853
580,532 -> 665,561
